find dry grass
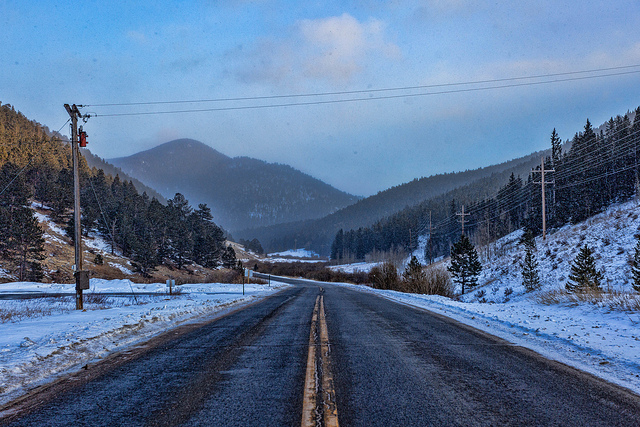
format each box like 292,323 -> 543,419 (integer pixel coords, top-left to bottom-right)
416,265 -> 455,297
0,293 -> 171,323
0,297 -> 73,323
534,288 -> 640,311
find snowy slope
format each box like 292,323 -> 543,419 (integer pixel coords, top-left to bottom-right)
469,199 -> 640,302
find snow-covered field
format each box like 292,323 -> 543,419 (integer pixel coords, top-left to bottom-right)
328,261 -> 380,273
0,279 -> 287,406
265,248 -> 325,263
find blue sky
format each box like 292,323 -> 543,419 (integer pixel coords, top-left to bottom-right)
2,1 -> 640,196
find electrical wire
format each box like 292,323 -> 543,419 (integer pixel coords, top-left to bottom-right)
89,69 -> 640,117
86,64 -> 640,108
0,158 -> 33,198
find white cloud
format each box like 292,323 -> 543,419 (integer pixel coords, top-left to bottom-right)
299,13 -> 401,83
229,13 -> 401,85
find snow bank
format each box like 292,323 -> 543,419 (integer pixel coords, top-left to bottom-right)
0,279 -> 287,406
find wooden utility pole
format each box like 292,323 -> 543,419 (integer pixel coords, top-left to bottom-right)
531,157 -> 555,240
456,205 -> 470,235
64,104 -> 89,309
426,211 -> 433,264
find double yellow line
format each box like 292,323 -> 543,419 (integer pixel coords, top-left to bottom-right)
301,292 -> 339,427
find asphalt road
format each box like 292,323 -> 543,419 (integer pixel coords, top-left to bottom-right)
2,278 -> 640,426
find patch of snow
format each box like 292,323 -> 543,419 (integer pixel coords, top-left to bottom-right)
329,262 -> 380,274
453,199 -> 640,303
268,248 -> 320,259
33,211 -> 66,237
84,234 -> 113,252
108,262 -> 134,275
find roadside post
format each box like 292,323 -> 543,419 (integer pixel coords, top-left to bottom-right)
166,279 -> 176,295
243,269 -> 247,295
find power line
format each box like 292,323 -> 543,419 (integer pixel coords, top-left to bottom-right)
86,64 -> 640,108
90,69 -> 640,117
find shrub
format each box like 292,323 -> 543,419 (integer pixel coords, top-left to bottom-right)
369,262 -> 399,290
422,265 -> 454,297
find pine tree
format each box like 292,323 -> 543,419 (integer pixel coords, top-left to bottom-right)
631,238 -> 640,293
550,128 -> 562,167
331,229 -> 344,260
222,246 -> 237,269
519,229 -> 540,292
402,255 -> 426,293
448,234 -> 482,294
566,245 -> 603,292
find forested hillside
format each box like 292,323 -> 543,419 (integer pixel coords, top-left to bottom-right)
332,107 -> 640,263
82,150 -> 166,203
241,150 -> 547,255
0,103 -> 228,281
109,139 -> 360,231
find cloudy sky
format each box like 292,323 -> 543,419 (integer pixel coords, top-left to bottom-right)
2,1 -> 640,196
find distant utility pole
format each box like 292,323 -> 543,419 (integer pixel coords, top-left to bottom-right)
456,205 -> 470,236
427,211 -> 433,264
64,104 -> 90,310
531,157 -> 555,240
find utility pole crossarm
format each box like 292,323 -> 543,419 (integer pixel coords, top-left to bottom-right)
456,205 -> 471,236
531,157 -> 555,241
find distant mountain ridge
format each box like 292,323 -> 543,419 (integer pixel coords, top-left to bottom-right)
238,149 -> 549,254
109,139 -> 360,231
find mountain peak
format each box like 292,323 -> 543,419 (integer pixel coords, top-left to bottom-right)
143,138 -> 230,162
108,138 -> 359,231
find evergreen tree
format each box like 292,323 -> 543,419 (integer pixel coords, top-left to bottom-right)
222,245 -> 237,269
448,234 -> 482,294
550,128 -> 562,167
167,193 -> 193,268
330,229 -> 344,260
566,245 -> 603,292
631,238 -> 640,293
402,255 -> 426,293
519,229 -> 540,292
191,204 -> 225,268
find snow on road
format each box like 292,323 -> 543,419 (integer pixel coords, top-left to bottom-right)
0,279 -> 287,406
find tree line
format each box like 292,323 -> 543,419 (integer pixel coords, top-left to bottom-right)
331,107 -> 640,263
0,102 -> 229,280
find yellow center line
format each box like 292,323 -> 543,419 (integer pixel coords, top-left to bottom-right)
301,291 -> 339,427
301,295 -> 320,427
319,294 -> 339,427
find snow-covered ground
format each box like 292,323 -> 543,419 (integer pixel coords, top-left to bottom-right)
470,199 -> 640,302
264,248 -> 325,263
328,261 -> 380,273
0,278 -> 287,406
